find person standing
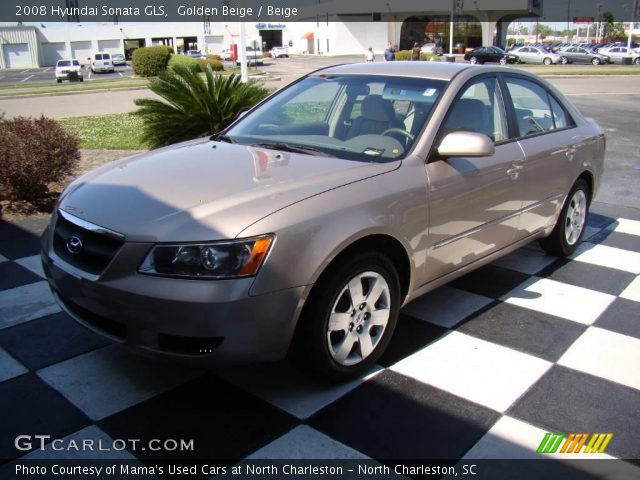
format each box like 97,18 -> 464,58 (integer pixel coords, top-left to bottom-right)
365,47 -> 375,62
411,42 -> 421,61
384,42 -> 396,61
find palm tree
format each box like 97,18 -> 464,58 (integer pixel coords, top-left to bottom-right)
133,65 -> 270,149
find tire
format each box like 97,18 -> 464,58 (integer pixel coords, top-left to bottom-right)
56,79 -> 62,83
540,178 -> 590,257
592,57 -> 601,65
543,57 -> 552,65
291,251 -> 401,381
560,56 -> 569,65
470,56 -> 477,64
499,57 -> 507,65
634,57 -> 640,65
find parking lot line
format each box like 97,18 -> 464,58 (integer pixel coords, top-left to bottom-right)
118,71 -> 123,77
19,69 -> 30,74
42,67 -> 51,73
20,75 -> 35,83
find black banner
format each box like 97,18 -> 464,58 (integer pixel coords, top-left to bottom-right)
2,0 -> 640,23
2,459 -> 640,480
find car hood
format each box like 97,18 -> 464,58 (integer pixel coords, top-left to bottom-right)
59,138 -> 399,242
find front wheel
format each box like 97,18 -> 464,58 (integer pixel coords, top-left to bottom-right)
634,57 -> 640,65
540,178 -> 590,257
470,56 -> 478,64
291,251 -> 401,381
592,57 -> 601,65
560,56 -> 569,64
543,57 -> 552,65
499,57 -> 507,65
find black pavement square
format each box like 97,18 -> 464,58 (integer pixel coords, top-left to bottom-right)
0,373 -> 90,462
589,230 -> 640,254
457,302 -> 586,362
595,298 -> 640,340
449,265 -> 530,299
538,259 -> 635,296
0,312 -> 110,371
378,314 -> 448,367
0,262 -> 42,290
586,212 -> 617,230
310,370 -> 500,460
0,221 -> 42,261
509,366 -> 640,459
99,373 -> 299,461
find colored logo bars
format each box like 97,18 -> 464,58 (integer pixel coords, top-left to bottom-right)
537,433 -> 613,454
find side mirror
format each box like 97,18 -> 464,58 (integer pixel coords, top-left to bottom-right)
437,131 -> 495,157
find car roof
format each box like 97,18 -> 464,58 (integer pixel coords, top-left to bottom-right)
317,61 -> 472,81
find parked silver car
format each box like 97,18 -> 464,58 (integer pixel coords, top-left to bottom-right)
558,47 -> 610,65
598,46 -> 640,64
42,62 -> 605,379
510,46 -> 562,65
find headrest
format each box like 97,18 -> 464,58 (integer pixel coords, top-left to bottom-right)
361,95 -> 393,122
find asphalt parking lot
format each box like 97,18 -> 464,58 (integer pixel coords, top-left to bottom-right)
0,57 -> 639,476
0,64 -> 134,85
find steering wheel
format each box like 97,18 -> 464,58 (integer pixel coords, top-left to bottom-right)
381,128 -> 415,141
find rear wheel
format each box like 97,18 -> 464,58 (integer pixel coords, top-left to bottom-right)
470,56 -> 478,64
560,56 -> 569,64
499,57 -> 507,65
543,57 -> 552,65
291,251 -> 400,381
635,57 -> 640,65
540,178 -> 590,257
592,57 -> 601,65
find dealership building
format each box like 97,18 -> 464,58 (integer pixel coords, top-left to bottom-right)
0,0 -> 628,69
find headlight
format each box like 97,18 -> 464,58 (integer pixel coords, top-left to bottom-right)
138,235 -> 273,279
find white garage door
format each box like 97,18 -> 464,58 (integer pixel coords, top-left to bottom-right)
42,42 -> 67,66
98,39 -> 121,55
71,41 -> 92,65
204,35 -> 224,54
3,43 -> 32,69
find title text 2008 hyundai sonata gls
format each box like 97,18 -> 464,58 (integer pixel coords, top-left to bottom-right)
42,62 -> 605,380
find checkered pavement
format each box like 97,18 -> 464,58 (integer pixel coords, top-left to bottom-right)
0,205 -> 639,471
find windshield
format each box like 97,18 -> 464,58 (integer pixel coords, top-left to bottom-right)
57,61 -> 71,67
225,74 -> 445,162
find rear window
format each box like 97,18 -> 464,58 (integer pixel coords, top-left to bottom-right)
103,53 -> 111,59
95,54 -> 103,60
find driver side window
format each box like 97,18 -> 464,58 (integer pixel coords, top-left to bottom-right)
443,76 -> 509,143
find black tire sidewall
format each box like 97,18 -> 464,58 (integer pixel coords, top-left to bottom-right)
541,179 -> 590,257
294,251 -> 401,381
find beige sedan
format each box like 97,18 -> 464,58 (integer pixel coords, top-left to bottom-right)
42,62 -> 605,380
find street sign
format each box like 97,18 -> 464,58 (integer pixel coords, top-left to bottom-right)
573,17 -> 594,25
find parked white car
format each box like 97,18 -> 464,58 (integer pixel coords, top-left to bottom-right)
88,52 -> 114,73
55,59 -> 83,83
220,49 -> 233,61
270,46 -> 289,58
236,46 -> 264,66
598,46 -> 640,64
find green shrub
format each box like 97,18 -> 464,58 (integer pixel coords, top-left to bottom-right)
169,54 -> 199,73
197,58 -> 224,72
132,46 -> 172,77
263,51 -> 273,58
207,54 -> 221,61
0,116 -> 80,202
394,50 -> 441,61
133,65 -> 270,149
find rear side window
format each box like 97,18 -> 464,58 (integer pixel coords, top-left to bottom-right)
505,77 -> 575,137
505,77 -> 555,136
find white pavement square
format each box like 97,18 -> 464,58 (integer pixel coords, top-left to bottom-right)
390,331 -> 552,412
558,327 -> 640,390
218,362 -> 382,420
571,243 -> 640,274
620,275 -> 640,303
37,346 -> 203,421
0,281 -> 61,330
501,277 -> 615,325
606,218 -> 640,236
15,255 -> 46,278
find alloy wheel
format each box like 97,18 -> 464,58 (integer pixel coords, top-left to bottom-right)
564,189 -> 587,245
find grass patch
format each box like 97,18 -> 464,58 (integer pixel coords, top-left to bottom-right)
59,113 -> 146,149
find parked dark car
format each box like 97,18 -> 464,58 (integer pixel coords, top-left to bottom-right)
464,46 -> 512,64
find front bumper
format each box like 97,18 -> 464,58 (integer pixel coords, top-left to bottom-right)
41,224 -> 305,365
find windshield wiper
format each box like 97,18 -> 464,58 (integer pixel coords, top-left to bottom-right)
210,133 -> 235,143
251,142 -> 335,157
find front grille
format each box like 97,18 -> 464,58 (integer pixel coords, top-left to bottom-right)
158,333 -> 224,355
53,213 -> 124,275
